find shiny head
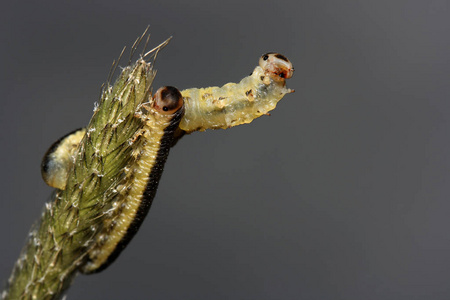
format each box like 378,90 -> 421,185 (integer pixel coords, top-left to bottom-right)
152,86 -> 184,114
259,52 -> 294,82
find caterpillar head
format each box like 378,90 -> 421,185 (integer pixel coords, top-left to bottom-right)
259,52 -> 294,82
152,86 -> 184,115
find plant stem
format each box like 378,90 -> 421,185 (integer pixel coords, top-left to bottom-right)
3,52 -> 157,300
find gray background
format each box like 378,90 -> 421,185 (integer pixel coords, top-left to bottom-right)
1,0 -> 450,299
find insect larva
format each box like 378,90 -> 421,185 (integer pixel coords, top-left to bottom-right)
40,86 -> 184,274
39,52 -> 293,273
179,52 -> 294,133
81,86 -> 184,273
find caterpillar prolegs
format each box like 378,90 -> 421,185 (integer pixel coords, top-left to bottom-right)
40,52 -> 294,273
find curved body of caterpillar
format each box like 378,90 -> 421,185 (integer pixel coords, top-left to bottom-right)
81,86 -> 184,273
179,52 -> 294,133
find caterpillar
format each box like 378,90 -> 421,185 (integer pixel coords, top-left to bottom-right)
179,52 -> 294,132
40,52 -> 294,273
80,86 -> 184,273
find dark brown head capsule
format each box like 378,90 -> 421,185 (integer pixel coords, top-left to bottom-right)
259,52 -> 294,82
152,86 -> 184,114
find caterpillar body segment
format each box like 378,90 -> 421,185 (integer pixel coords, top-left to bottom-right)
179,52 -> 294,133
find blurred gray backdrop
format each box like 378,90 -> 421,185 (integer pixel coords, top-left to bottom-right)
1,0 -> 450,299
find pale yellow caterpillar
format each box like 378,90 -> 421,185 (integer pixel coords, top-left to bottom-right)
179,52 -> 294,132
